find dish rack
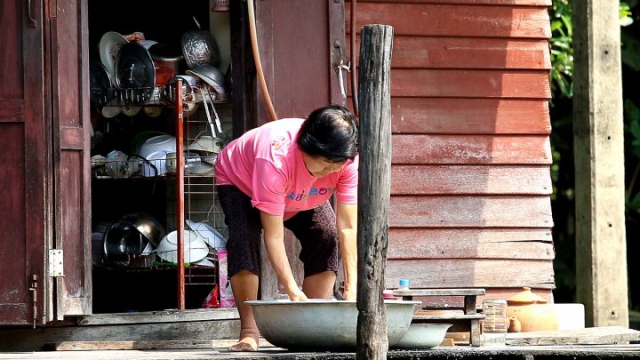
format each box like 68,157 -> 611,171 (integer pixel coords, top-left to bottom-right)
91,77 -> 229,309
90,77 -> 228,108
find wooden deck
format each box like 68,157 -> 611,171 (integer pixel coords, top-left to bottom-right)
1,344 -> 640,360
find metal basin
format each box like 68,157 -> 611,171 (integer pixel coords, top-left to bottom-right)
245,299 -> 420,350
392,323 -> 453,349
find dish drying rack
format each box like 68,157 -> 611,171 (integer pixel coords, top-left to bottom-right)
91,77 -> 229,109
91,79 -> 226,309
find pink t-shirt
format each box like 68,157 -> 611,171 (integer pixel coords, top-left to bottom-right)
215,118 -> 358,219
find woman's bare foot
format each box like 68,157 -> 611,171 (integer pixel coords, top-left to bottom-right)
228,329 -> 260,352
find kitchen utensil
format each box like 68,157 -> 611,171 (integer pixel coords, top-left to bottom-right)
99,31 -> 129,83
101,106 -> 121,119
186,219 -> 226,249
121,105 -> 141,117
199,86 -> 216,138
118,212 -> 166,247
393,323 -> 453,349
103,220 -> 147,256
506,287 -> 558,332
143,106 -> 163,118
142,150 -> 168,177
90,61 -> 112,104
186,64 -> 227,96
181,16 -> 222,69
185,135 -> 224,154
148,42 -> 185,75
138,134 -> 176,159
245,299 -> 420,350
115,42 -> 156,90
156,230 -> 209,263
202,86 -> 223,134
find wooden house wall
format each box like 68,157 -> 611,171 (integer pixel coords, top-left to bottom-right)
346,0 -> 555,301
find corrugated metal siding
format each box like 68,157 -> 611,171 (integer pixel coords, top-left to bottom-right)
346,0 -> 554,300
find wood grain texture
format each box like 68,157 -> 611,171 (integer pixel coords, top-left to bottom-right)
392,135 -> 552,165
0,1 -> 23,99
416,288 -> 553,309
389,69 -> 551,99
347,3 -> 551,38
0,319 -> 240,352
77,308 -> 239,326
572,0 -> 628,328
505,326 -> 640,346
387,228 -> 554,259
391,165 -> 552,195
390,98 -> 551,135
388,195 -> 553,228
351,0 -> 551,5
347,36 -> 551,70
385,259 -> 555,288
356,24 -> 394,359
0,101 -> 24,122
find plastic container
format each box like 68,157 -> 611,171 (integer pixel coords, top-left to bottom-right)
398,278 -> 410,291
480,299 -> 508,347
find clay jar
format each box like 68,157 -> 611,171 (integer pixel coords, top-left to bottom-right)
506,287 -> 558,332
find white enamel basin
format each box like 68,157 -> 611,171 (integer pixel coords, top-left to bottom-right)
245,299 -> 420,350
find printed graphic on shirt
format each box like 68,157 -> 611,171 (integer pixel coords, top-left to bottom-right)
272,136 -> 284,149
287,187 -> 336,201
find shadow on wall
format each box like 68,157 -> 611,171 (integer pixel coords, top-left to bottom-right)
343,1 -> 554,300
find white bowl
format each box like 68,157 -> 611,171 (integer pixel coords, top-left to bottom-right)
142,150 -> 167,177
186,219 -> 226,249
245,299 -> 420,350
138,134 -> 176,159
156,230 -> 209,264
185,136 -> 224,154
392,323 -> 453,349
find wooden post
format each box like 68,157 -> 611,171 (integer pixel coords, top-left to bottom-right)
572,0 -> 629,327
356,24 -> 394,360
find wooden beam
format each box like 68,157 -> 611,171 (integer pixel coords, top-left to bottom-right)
572,0 -> 628,327
356,24 -> 394,360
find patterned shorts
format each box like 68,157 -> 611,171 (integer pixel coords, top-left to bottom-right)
217,185 -> 340,279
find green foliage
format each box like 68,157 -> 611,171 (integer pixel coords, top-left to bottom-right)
549,0 -> 573,99
549,0 -> 640,308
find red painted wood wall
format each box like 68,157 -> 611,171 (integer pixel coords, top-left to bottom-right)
346,0 -> 555,302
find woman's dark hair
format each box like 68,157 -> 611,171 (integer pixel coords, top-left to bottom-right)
297,104 -> 359,163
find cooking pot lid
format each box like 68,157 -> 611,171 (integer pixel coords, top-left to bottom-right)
115,42 -> 156,90
507,287 -> 548,304
90,61 -> 112,104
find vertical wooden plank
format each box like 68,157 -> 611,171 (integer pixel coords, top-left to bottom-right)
230,0 -> 257,138
356,24 -> 394,360
573,0 -> 628,327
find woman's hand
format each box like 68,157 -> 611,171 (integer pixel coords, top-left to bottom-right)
260,211 -> 306,302
342,284 -> 357,301
287,286 -> 309,302
336,202 -> 358,301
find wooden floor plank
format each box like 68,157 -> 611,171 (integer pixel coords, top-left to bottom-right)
506,326 -> 640,346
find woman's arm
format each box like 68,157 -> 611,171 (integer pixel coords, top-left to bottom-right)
336,202 -> 358,300
260,211 -> 308,301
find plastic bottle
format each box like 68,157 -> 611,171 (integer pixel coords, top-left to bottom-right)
398,278 -> 410,291
480,299 -> 508,347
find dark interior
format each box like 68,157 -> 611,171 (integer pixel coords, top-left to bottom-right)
88,0 -> 217,313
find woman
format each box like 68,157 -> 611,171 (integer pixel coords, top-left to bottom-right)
215,104 -> 359,351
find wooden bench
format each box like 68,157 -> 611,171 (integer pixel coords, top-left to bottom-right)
393,288 -> 486,346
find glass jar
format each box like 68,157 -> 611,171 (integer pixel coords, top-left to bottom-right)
480,299 -> 508,347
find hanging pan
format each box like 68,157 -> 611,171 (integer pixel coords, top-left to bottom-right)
181,16 -> 222,70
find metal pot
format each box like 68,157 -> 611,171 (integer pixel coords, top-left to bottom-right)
181,16 -> 221,70
148,42 -> 185,80
103,221 -> 147,259
119,212 -> 166,247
